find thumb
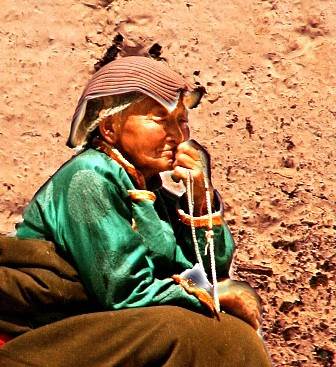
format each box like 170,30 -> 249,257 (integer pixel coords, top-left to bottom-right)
171,166 -> 190,183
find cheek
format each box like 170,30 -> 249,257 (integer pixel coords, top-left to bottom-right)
123,126 -> 166,156
143,125 -> 167,145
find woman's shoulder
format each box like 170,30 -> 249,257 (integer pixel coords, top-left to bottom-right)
52,149 -> 121,181
66,148 -> 114,170
46,148 -> 134,198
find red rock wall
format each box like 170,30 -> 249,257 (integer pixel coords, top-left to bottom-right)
0,1 -> 335,365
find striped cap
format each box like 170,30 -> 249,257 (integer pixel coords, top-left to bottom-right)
67,56 -> 204,148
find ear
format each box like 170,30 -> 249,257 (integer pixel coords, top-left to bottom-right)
99,116 -> 117,145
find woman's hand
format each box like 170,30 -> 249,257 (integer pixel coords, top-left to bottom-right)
172,140 -> 213,216
218,279 -> 262,331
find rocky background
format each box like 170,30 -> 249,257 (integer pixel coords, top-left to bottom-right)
0,0 -> 335,365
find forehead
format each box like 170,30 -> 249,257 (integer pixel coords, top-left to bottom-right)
132,96 -> 187,116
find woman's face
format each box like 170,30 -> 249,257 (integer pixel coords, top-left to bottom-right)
112,96 -> 189,179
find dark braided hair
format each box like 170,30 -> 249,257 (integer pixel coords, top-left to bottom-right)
94,34 -> 165,72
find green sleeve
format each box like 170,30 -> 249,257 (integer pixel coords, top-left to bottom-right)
18,162 -> 202,312
159,189 -> 235,279
175,224 -> 235,279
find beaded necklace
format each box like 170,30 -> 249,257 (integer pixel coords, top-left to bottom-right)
185,166 -> 220,313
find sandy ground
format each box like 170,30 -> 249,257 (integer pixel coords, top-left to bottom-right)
0,0 -> 335,366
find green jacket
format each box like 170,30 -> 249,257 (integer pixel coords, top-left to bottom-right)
16,148 -> 234,312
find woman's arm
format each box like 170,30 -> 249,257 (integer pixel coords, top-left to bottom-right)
65,173 -> 204,311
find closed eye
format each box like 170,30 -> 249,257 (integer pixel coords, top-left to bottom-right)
150,116 -> 171,127
151,116 -> 168,122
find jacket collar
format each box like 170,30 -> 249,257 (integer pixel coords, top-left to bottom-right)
92,138 -> 162,190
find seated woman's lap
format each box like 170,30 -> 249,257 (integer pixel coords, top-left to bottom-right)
0,306 -> 271,367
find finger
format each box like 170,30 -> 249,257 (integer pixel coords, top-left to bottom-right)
172,165 -> 190,182
173,153 -> 203,171
172,165 -> 205,185
219,292 -> 262,315
177,141 -> 202,161
219,294 -> 261,330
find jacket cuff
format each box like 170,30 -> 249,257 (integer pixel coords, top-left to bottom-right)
177,209 -> 224,227
177,189 -> 225,227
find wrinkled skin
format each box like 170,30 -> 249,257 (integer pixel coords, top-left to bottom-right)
218,279 -> 262,330
100,95 -> 213,214
100,95 -> 261,330
172,274 -> 220,320
172,274 -> 262,329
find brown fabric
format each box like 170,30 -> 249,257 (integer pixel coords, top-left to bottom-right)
0,236 -> 97,336
0,237 -> 271,365
0,306 -> 272,367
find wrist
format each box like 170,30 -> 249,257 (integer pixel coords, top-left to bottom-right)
179,189 -> 222,218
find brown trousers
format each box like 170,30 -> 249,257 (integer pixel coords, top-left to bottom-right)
0,236 -> 96,336
0,306 -> 271,367
0,236 -> 271,366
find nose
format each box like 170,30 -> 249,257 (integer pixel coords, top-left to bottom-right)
166,117 -> 189,144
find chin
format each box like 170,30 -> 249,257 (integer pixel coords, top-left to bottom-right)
162,159 -> 174,171
140,157 -> 174,178
153,163 -> 173,176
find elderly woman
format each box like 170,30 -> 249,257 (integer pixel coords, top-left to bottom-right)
0,56 -> 271,366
